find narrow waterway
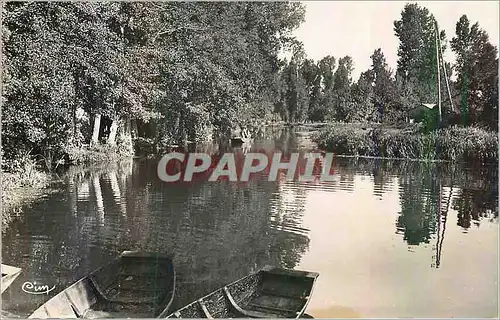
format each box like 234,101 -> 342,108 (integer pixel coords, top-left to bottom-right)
2,126 -> 498,318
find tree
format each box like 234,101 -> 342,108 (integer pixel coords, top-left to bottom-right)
350,70 -> 375,122
394,3 -> 446,104
451,15 -> 499,129
309,56 -> 337,121
2,2 -> 124,167
279,43 -> 309,123
369,48 -> 407,123
332,56 -> 354,121
301,59 -> 321,122
2,1 -> 307,168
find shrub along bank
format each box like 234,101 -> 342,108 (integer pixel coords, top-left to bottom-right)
1,140 -> 134,227
314,124 -> 498,164
1,157 -> 50,228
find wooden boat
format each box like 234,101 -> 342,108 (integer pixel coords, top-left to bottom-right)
230,136 -> 253,145
1,264 -> 22,294
28,251 -> 175,319
166,266 -> 319,319
230,127 -> 253,145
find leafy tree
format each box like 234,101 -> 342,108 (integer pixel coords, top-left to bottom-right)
3,3 -> 122,167
394,3 -> 446,105
350,70 -> 374,122
451,15 -> 499,130
301,59 -> 321,122
310,56 -> 337,121
332,56 -> 354,121
369,49 -> 397,122
2,1 -> 307,167
279,43 -> 309,123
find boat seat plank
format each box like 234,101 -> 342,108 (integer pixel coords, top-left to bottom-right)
262,268 -> 319,279
248,303 -> 299,315
259,289 -> 308,300
222,287 -> 278,318
89,276 -> 159,305
198,300 -> 214,319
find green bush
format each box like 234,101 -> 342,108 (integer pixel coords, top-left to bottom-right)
1,155 -> 50,225
133,137 -> 157,156
314,123 -> 498,163
65,139 -> 134,165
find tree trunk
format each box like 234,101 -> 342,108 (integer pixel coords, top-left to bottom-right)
91,114 -> 101,147
72,70 -> 78,144
72,105 -> 77,143
120,117 -> 133,154
107,118 -> 119,145
123,118 -> 132,141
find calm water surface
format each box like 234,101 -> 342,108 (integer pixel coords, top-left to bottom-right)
2,127 -> 498,318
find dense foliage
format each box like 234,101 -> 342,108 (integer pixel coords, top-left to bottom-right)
2,2 -> 305,169
2,2 -> 498,171
315,124 -> 498,164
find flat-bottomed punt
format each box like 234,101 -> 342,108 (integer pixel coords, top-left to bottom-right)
166,266 -> 318,318
29,251 -> 175,319
1,264 -> 22,294
230,137 -> 253,145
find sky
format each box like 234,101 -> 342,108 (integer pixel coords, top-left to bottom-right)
291,1 -> 499,80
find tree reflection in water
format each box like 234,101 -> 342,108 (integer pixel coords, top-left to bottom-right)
393,161 -> 498,268
1,137 -> 497,317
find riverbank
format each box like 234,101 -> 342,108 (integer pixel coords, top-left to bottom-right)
313,123 -> 498,164
1,142 -> 134,228
1,157 -> 50,229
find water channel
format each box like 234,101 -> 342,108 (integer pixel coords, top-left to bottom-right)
2,126 -> 498,318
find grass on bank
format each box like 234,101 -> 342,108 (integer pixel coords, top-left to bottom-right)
314,123 -> 498,163
1,156 -> 50,226
1,139 -> 134,226
65,135 -> 134,165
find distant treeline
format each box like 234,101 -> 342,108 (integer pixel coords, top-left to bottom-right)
278,4 -> 498,129
2,2 -> 498,171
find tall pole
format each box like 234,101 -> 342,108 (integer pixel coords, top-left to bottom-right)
435,20 -> 442,123
437,29 -> 455,114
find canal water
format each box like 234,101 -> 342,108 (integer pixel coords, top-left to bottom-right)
2,126 -> 498,318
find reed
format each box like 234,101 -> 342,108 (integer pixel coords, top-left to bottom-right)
1,156 -> 50,225
314,124 -> 498,163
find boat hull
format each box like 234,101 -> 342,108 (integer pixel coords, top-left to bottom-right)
230,137 -> 253,145
166,266 -> 318,318
28,251 -> 175,319
1,264 -> 22,294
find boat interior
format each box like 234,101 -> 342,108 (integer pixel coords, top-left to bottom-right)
29,254 -> 174,319
168,268 -> 317,319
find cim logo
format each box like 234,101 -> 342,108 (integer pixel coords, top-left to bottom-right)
21,281 -> 56,295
